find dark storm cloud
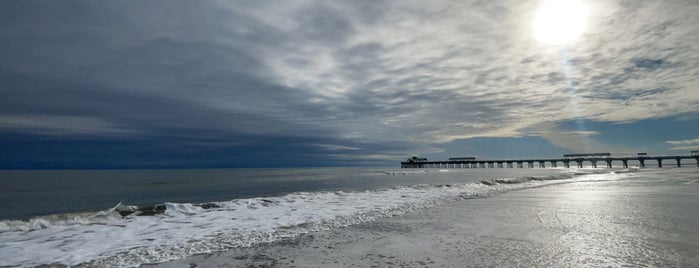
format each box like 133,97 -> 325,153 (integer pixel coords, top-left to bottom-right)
1,1 -> 325,133
0,131 -> 413,168
0,0 -> 420,167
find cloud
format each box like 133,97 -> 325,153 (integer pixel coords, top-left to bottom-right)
668,145 -> 699,151
246,0 -> 699,143
1,0 -> 699,166
666,138 -> 699,145
666,137 -> 699,151
315,144 -> 361,151
0,115 -> 133,135
530,125 -> 602,153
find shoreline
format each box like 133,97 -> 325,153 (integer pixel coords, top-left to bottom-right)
146,169 -> 699,267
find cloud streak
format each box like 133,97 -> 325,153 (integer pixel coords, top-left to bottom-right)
666,137 -> 699,151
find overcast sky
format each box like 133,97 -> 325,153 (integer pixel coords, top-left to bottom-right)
1,0 -> 698,168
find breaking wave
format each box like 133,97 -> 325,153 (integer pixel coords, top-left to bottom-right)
0,170 -> 630,267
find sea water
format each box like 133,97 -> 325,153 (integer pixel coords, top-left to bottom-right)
0,167 -> 691,267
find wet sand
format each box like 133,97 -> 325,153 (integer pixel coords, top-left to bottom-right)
147,170 -> 699,267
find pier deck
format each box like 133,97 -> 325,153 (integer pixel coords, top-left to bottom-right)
401,155 -> 699,169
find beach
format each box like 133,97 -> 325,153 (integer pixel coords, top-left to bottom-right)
2,168 -> 698,267
149,168 -> 699,267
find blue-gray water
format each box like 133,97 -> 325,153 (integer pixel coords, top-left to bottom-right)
0,167 -> 565,220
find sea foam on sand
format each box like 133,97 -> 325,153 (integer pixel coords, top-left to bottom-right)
1,170 -> 629,267
149,168 -> 699,267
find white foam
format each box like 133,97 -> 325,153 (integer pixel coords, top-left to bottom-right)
0,171 -> 630,267
380,169 -> 431,175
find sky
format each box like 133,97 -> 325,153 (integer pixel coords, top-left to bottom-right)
1,0 -> 698,168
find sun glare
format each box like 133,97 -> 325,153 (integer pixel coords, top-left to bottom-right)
533,0 -> 590,45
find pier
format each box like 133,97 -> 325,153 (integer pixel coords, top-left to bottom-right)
401,152 -> 699,169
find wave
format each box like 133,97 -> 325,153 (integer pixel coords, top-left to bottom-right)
0,203 -> 125,233
0,170 -> 630,267
380,169 -> 433,175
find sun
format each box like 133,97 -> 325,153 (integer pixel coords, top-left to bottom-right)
533,0 -> 590,45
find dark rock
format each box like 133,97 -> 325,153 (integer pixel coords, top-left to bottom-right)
136,204 -> 167,216
196,203 -> 221,209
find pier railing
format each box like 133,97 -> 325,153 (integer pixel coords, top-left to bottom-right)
401,155 -> 699,169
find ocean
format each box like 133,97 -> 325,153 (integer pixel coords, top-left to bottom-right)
1,167 -> 697,267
